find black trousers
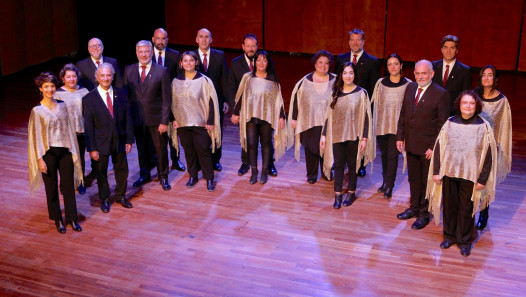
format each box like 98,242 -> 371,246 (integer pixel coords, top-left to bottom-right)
134,124 -> 169,180
406,151 -> 431,218
300,126 -> 323,180
41,147 -> 78,222
212,108 -> 224,165
246,120 -> 273,171
377,134 -> 399,187
333,139 -> 359,192
94,150 -> 128,201
178,126 -> 214,180
443,176 -> 476,248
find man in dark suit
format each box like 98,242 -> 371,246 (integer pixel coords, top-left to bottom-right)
432,35 -> 472,114
151,28 -> 186,172
77,38 -> 123,91
124,40 -> 172,191
334,28 -> 380,177
193,28 -> 229,172
83,63 -> 134,213
396,60 -> 450,230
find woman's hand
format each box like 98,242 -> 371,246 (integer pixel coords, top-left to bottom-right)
291,120 -> 297,129
231,115 -> 240,124
172,121 -> 179,129
475,183 -> 485,190
433,175 -> 442,185
206,125 -> 213,131
278,118 -> 285,129
38,158 -> 47,174
359,138 -> 367,152
320,136 -> 326,150
396,140 -> 405,153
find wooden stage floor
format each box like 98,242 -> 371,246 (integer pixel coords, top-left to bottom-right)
1,54 -> 525,296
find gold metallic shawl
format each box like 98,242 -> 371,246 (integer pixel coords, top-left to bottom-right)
321,89 -> 374,178
426,116 -> 497,224
170,76 -> 221,154
287,74 -> 334,161
54,87 -> 89,134
235,73 -> 289,161
27,101 -> 83,196
480,95 -> 512,182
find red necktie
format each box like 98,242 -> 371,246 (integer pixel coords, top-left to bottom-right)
414,88 -> 423,106
203,53 -> 208,72
96,61 -> 100,67
140,65 -> 146,82
106,92 -> 113,117
158,52 -> 163,65
249,59 -> 254,71
443,64 -> 450,86
352,54 -> 358,65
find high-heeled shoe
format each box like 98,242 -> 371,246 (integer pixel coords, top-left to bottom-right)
67,221 -> 82,232
333,194 -> 343,209
55,220 -> 66,234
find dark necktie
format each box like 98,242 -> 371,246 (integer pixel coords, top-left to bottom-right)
414,88 -> 423,106
249,59 -> 254,71
203,53 -> 208,72
140,65 -> 146,83
352,54 -> 358,65
106,92 -> 113,117
96,61 -> 100,67
443,64 -> 450,86
158,51 -> 163,65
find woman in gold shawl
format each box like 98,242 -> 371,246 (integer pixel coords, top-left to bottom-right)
171,51 -> 221,192
427,90 -> 497,257
288,50 -> 335,184
231,50 -> 287,185
320,62 -> 374,209
371,54 -> 410,198
28,72 -> 83,233
473,65 -> 512,230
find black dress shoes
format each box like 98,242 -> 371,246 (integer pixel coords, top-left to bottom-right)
268,163 -> 278,177
171,159 -> 186,172
377,183 -> 387,193
342,192 -> 356,207
260,171 -> 268,184
440,240 -> 455,249
238,163 -> 250,176
100,198 -> 110,213
460,247 -> 471,257
67,221 -> 82,232
78,184 -> 86,195
250,169 -> 258,185
307,178 -> 317,184
411,216 -> 430,230
133,175 -> 151,187
186,176 -> 198,188
333,194 -> 343,209
118,198 -> 133,208
207,179 -> 215,192
477,207 -> 489,230
358,165 -> 366,177
397,208 -> 417,220
55,220 -> 66,234
213,162 -> 223,172
160,178 -> 171,191
384,187 -> 393,199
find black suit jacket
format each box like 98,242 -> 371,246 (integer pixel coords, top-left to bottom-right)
396,82 -> 450,155
432,59 -> 472,111
226,54 -> 252,110
194,48 -> 229,106
124,62 -> 171,127
82,87 -> 133,155
153,47 -> 181,81
334,51 -> 380,97
77,56 -> 123,91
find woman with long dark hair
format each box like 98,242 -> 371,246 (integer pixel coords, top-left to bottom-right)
28,72 -> 83,233
370,54 -> 411,198
231,50 -> 288,184
320,62 -> 374,209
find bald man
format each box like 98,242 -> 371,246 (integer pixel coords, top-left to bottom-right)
396,60 -> 450,230
77,38 -> 123,91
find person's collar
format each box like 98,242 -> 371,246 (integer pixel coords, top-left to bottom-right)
91,56 -> 103,65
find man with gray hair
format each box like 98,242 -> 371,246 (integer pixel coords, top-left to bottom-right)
83,63 -> 134,213
124,40 -> 172,191
396,59 -> 450,230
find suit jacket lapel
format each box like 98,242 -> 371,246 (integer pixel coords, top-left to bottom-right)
95,90 -> 114,121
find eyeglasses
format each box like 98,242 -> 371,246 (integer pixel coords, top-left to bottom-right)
89,44 -> 102,49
